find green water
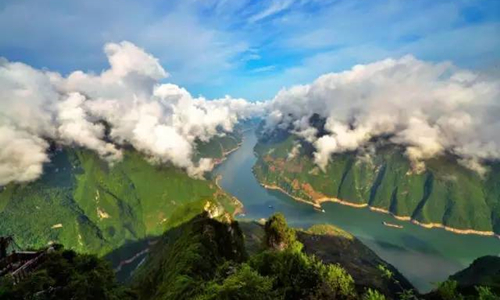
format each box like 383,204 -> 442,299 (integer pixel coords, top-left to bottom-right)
214,130 -> 500,293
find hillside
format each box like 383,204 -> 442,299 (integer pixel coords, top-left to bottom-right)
0,135 -> 242,256
253,129 -> 500,236
2,213 -> 498,299
423,255 -> 500,299
239,221 -> 414,298
195,132 -> 243,164
450,255 -> 500,292
132,212 -> 409,299
0,244 -> 133,300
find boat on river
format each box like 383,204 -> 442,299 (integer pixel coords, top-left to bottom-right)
314,206 -> 326,213
383,221 -> 403,229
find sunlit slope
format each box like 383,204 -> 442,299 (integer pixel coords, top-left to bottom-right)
0,141 -> 239,255
253,134 -> 500,234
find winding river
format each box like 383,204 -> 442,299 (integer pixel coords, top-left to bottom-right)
214,129 -> 500,293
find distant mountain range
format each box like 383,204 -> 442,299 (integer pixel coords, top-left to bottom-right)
253,125 -> 500,236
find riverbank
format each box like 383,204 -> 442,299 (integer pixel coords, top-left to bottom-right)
212,141 -> 243,167
259,181 -> 500,239
215,175 -> 244,217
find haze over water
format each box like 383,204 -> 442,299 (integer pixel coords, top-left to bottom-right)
214,130 -> 500,293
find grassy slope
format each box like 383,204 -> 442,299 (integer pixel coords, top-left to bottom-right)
253,135 -> 500,234
0,135 -> 241,256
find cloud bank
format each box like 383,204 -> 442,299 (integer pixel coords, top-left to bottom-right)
0,41 -> 264,185
2,41 -> 499,185
265,55 -> 500,174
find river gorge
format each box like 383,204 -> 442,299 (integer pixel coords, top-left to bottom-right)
214,129 -> 500,293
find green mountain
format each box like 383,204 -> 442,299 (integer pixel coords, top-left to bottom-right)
239,221 -> 414,298
424,256 -> 500,300
0,134 -> 242,256
253,128 -> 500,235
450,256 -> 500,293
131,212 -> 409,299
2,213 -> 498,299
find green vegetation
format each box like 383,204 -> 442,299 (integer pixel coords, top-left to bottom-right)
1,213 -> 498,299
196,263 -> 276,300
425,279 -> 500,300
128,214 -> 500,300
0,245 -> 134,300
253,132 -> 500,234
449,256 -> 500,295
263,213 -> 298,250
306,224 -> 354,240
249,243 -> 357,299
132,213 -> 247,299
133,213 -> 360,300
195,132 -> 242,162
363,289 -> 387,300
0,136 -> 241,256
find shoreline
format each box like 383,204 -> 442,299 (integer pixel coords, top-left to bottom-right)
210,138 -> 245,217
211,141 -> 243,167
260,182 -> 500,239
215,174 -> 244,217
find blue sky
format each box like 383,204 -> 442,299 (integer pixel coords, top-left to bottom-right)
0,0 -> 499,101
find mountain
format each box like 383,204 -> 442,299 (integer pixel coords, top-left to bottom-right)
253,126 -> 500,236
450,255 -> 500,292
2,212 -> 498,299
239,221 -> 414,298
0,134 -> 242,256
424,255 -> 500,300
131,212 -> 248,300
131,212 -> 413,299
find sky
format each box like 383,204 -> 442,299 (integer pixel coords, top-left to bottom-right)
0,0 -> 499,101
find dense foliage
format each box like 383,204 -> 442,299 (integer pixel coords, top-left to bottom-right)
132,213 -> 247,300
0,135 -> 240,256
263,212 -> 298,250
1,213 -> 498,299
254,131 -> 500,234
0,245 -> 134,300
132,213 -> 360,300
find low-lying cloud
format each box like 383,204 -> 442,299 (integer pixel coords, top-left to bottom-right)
265,55 -> 500,174
0,41 -> 264,185
2,44 -> 499,186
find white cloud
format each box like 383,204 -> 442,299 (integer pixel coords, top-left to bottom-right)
0,126 -> 49,185
266,55 -> 500,173
248,0 -> 295,23
0,41 -> 264,185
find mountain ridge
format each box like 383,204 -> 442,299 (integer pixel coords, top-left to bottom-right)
253,128 -> 500,237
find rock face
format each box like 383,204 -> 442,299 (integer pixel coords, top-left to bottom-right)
253,130 -> 500,236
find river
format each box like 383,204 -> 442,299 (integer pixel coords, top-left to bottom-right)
214,129 -> 500,293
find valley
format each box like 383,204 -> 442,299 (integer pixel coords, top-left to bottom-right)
214,129 -> 500,292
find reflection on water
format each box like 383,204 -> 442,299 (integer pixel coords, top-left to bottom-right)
214,130 -> 500,293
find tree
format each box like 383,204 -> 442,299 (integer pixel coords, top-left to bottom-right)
198,264 -> 277,300
264,213 -> 297,250
362,289 -> 387,300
